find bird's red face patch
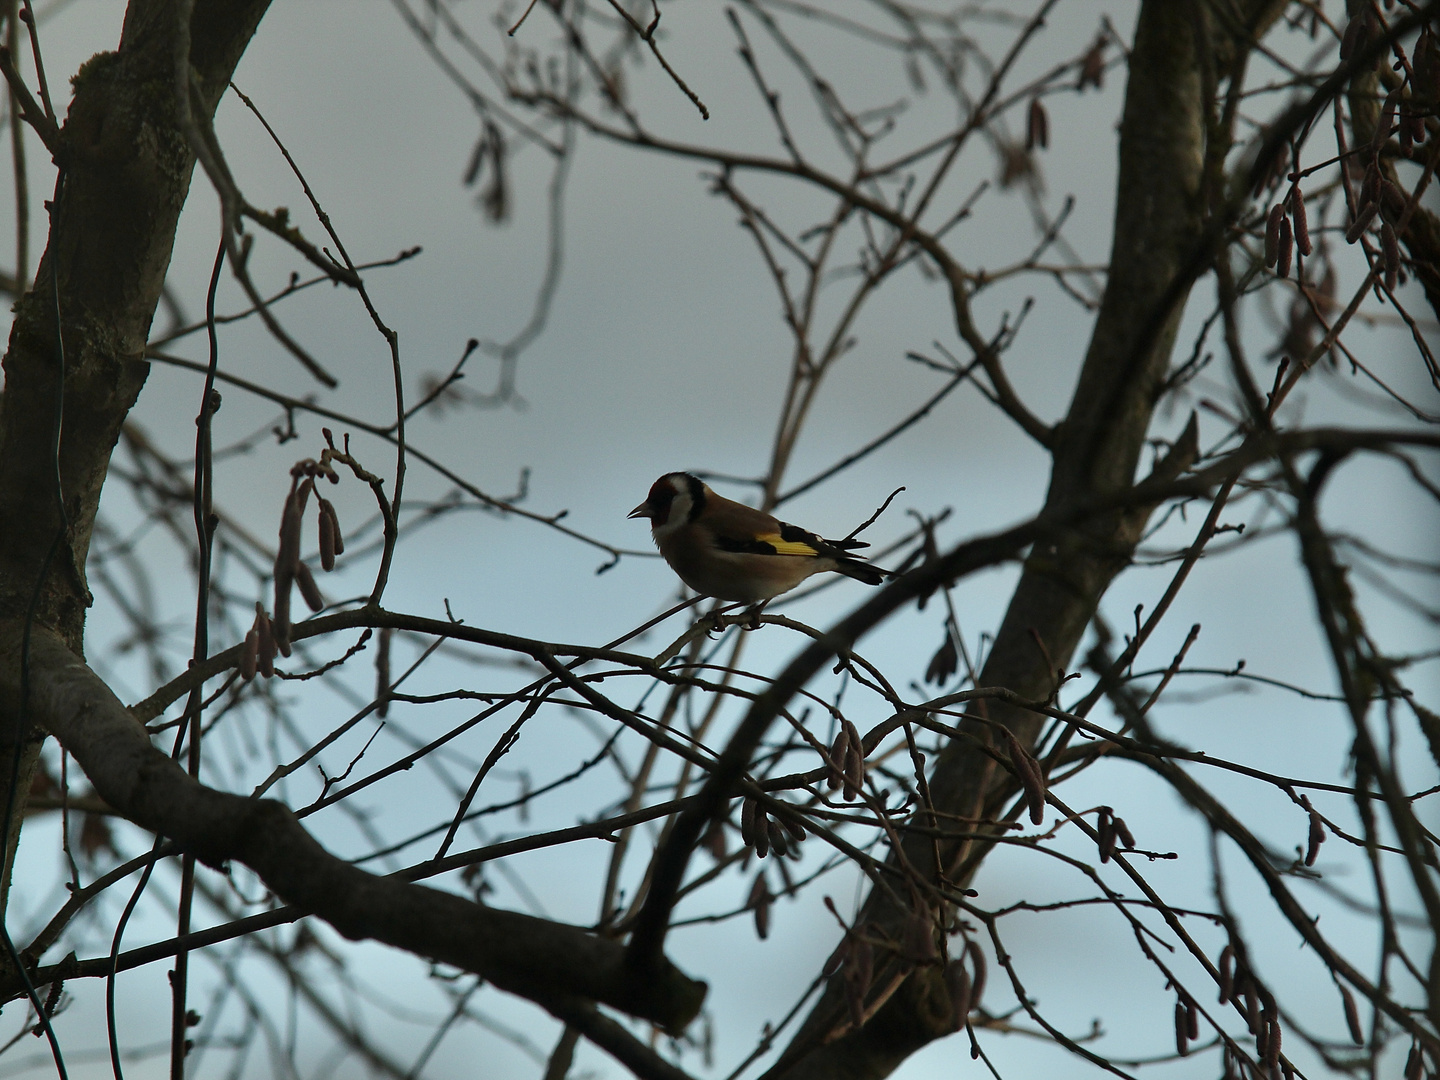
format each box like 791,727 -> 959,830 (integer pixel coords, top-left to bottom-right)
648,478 -> 677,513
631,473 -> 703,529
627,478 -> 673,524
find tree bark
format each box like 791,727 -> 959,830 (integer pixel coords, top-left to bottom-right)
766,3 -> 1285,1076
0,0 -> 709,1034
0,0 -> 270,640
0,0 -> 272,968
0,624 -> 707,1028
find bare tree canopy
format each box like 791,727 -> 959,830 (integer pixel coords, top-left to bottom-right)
0,1 -> 1436,1079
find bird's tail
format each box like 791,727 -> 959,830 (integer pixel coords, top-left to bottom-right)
834,558 -> 889,587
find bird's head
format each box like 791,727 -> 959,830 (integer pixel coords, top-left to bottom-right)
628,472 -> 705,534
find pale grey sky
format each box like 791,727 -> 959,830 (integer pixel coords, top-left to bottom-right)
3,2 -> 1436,1078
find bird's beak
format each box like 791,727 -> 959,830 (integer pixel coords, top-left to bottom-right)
627,502 -> 650,520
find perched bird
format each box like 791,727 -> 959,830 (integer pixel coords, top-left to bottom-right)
628,472 -> 887,604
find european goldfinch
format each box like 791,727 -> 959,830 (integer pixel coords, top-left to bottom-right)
628,472 -> 887,603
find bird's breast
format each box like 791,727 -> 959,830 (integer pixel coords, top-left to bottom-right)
656,525 -> 829,602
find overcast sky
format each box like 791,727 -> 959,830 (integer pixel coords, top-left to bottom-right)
3,2 -> 1437,1078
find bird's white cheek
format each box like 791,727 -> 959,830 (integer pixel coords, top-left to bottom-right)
652,517 -> 683,540
651,492 -> 692,539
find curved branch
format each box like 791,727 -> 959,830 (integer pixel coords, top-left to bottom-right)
0,621 -> 707,1031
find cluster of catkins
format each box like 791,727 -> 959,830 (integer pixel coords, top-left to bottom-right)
732,721 -> 876,941
732,718 -> 1051,1035
825,720 -> 867,801
1344,142 -> 1407,292
1094,804 -> 1137,862
996,725 -> 1047,825
238,462 -> 345,680
1173,990 -> 1200,1058
738,795 -> 805,862
1216,946 -> 1291,1079
1264,18 -> 1439,289
1263,188 -> 1313,282
728,720 -> 871,866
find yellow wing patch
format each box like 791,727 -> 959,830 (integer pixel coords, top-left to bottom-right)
755,531 -> 820,557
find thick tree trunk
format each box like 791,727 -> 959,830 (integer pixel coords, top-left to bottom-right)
0,0 -> 271,961
0,0 -> 270,638
0,2 -> 709,1035
765,3 -> 1285,1076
